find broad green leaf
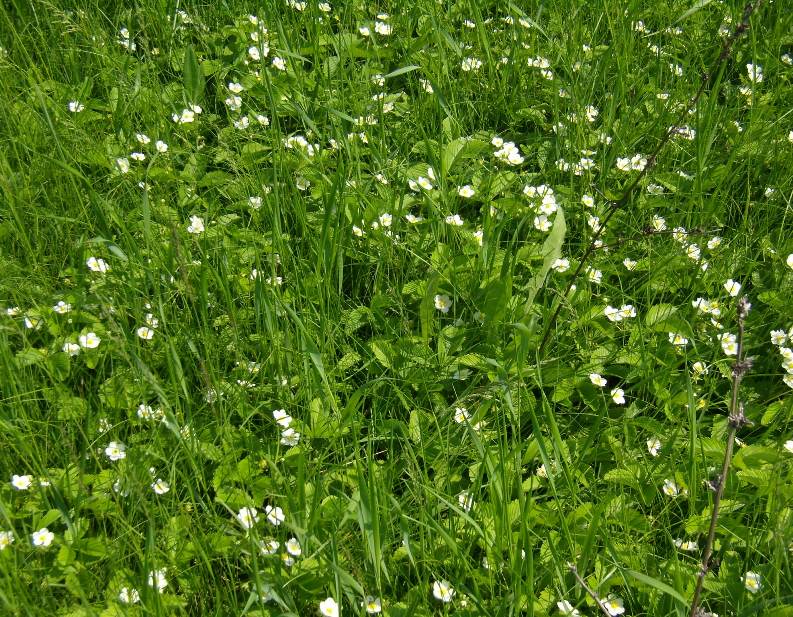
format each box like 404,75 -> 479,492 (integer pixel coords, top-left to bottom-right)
524,206 -> 566,311
183,45 -> 204,103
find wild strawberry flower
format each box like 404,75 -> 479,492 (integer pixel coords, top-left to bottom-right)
647,438 -> 661,456
557,600 -> 581,616
589,373 -> 607,387
31,527 -> 55,548
0,531 -> 14,551
86,256 -> 110,273
118,587 -> 140,604
363,596 -> 382,614
458,491 -> 474,512
319,597 -> 339,617
151,478 -> 170,494
148,568 -> 168,592
264,504 -> 285,525
724,279 -> 741,296
601,595 -> 625,616
662,478 -> 681,497
187,215 -> 205,234
434,294 -> 452,313
237,507 -> 259,529
79,332 -> 101,349
611,388 -> 626,405
743,571 -> 762,593
432,580 -> 455,602
11,474 -> 32,490
105,441 -> 126,461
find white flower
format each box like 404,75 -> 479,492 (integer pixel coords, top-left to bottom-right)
461,57 -> 482,71
534,214 -> 551,232
68,101 -> 85,113
273,409 -> 292,427
0,531 -> 14,551
105,441 -> 126,461
11,474 -> 32,490
453,407 -> 470,424
148,568 -> 168,592
623,258 -> 637,271
445,214 -> 464,226
264,504 -> 285,525
53,300 -> 72,314
416,176 -> 433,190
378,213 -> 392,227
364,596 -> 382,614
611,388 -> 626,405
457,491 -> 473,512
651,215 -> 667,231
662,478 -> 681,497
604,306 -> 622,322
770,330 -> 787,346
552,258 -> 570,273
719,332 -> 738,356
405,213 -> 424,224
723,279 -> 741,297
319,597 -> 339,617
557,600 -> 581,616
248,45 -> 261,61
432,580 -> 455,602
259,538 -> 280,555
601,595 -> 625,616
63,342 -> 80,356
31,528 -> 55,548
136,326 -> 154,340
272,56 -> 287,71
458,185 -> 475,198
707,236 -> 722,250
669,332 -> 688,347
746,63 -> 763,83
119,587 -> 140,604
285,537 -> 301,556
787,253 -> 793,270
237,507 -> 259,530
581,194 -> 595,208
589,373 -> 607,387
280,427 -> 300,446
674,538 -> 698,551
374,21 -> 392,35
79,332 -> 101,349
783,440 -> 793,454
151,478 -> 170,494
187,215 -> 205,234
587,268 -> 602,284
743,571 -> 762,593
692,361 -> 708,377
131,152 -> 145,161
115,157 -> 130,173
647,438 -> 661,457
155,140 -> 168,153
434,294 -> 452,313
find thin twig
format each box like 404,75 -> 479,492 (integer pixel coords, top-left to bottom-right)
688,296 -> 752,617
537,0 -> 764,355
567,563 -> 612,617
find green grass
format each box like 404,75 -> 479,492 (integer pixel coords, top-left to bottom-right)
1,1 -> 792,616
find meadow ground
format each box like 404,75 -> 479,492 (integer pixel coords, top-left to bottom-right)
1,1 -> 792,615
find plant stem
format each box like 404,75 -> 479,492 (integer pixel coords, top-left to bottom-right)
567,563 -> 612,617
537,0 -> 764,356
688,297 -> 752,617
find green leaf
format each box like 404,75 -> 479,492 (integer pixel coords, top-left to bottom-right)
183,45 -> 204,103
645,304 -> 678,327
524,207 -> 566,311
624,569 -> 687,606
383,64 -> 421,79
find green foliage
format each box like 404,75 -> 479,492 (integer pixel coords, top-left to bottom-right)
1,0 -> 792,616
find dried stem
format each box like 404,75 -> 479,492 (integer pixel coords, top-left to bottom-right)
567,563 -> 612,617
688,296 -> 752,617
537,0 -> 764,356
